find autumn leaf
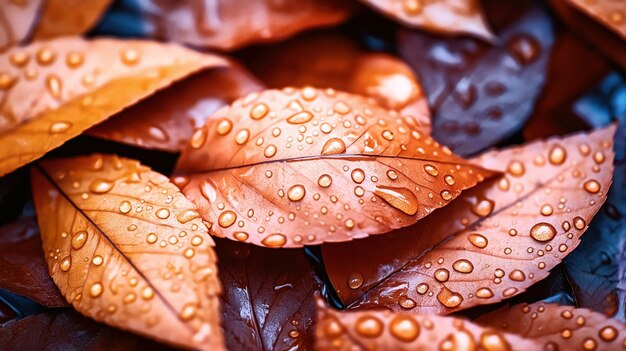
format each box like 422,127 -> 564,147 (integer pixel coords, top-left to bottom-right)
322,124 -> 616,312
245,31 -> 431,133
356,0 -> 493,40
398,0 -> 554,156
217,239 -> 321,350
0,0 -> 44,52
0,36 -> 227,176
175,88 -> 493,248
476,302 -> 626,350
0,217 -> 66,308
31,154 -> 223,350
132,0 -> 352,51
566,0 -> 626,39
315,298 -> 540,350
89,61 -> 264,152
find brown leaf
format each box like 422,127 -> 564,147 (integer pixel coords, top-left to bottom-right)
33,0 -> 112,40
322,125 -> 616,312
175,88 -> 492,248
217,239 -> 321,350
89,61 -> 264,152
0,37 -> 227,176
315,299 -> 540,350
245,32 -> 431,133
31,154 -> 223,350
0,0 -> 45,52
567,0 -> 626,39
476,302 -> 626,350
398,0 -> 554,156
357,0 -> 493,40
0,217 -> 67,308
134,0 -> 352,51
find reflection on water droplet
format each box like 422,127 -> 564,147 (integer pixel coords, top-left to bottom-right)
60,256 -> 71,271
119,201 -> 132,213
530,222 -> 557,242
216,119 -> 233,135
583,180 -> 600,194
90,283 -> 103,297
218,211 -> 237,228
50,121 -> 72,133
261,233 -> 287,247
72,231 -> 88,250
471,198 -> 494,217
549,145 -> 567,165
348,272 -> 364,289
468,233 -> 488,248
374,185 -> 418,215
156,208 -> 170,219
321,138 -> 346,155
250,103 -> 269,120
351,169 -> 365,184
89,179 -> 113,194
318,174 -> 332,188
437,287 -> 463,308
390,315 -> 420,342
355,316 -> 383,337
288,185 -> 306,201
453,259 -> 474,273
287,111 -> 313,124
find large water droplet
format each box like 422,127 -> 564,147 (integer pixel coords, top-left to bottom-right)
437,287 -> 463,308
549,145 -> 567,165
390,316 -> 420,342
351,169 -> 365,184
355,316 -> 383,338
471,198 -> 495,217
318,174 -> 332,188
321,138 -> 346,155
89,179 -> 113,194
452,259 -> 474,273
348,272 -> 364,289
287,111 -> 313,124
530,222 -> 557,242
287,185 -> 306,202
218,211 -> 237,228
261,233 -> 287,247
71,231 -> 88,250
374,185 -> 418,215
583,180 -> 601,194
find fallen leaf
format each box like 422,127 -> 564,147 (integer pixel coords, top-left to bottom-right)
476,302 -> 626,350
33,0 -> 112,39
31,154 -> 223,350
245,31 -> 431,133
175,88 -> 492,248
0,217 -> 67,308
323,125 -> 616,312
0,0 -> 45,52
133,0 -> 352,51
217,239 -> 321,350
89,61 -> 264,152
315,298 -> 540,350
398,0 -> 554,156
357,0 -> 493,40
567,0 -> 626,39
0,36 -> 227,176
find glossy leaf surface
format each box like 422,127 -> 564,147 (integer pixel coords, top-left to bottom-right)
90,62 -> 263,152
567,0 -> 626,39
0,37 -> 226,176
323,125 -> 615,311
176,88 -> 492,248
31,154 -> 223,350
398,0 -> 554,156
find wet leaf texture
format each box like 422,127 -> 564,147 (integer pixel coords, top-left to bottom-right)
31,154 -> 223,350
90,62 -> 263,152
323,125 -> 615,312
218,239 -> 321,351
477,302 -> 626,351
133,0 -> 352,50
0,37 -> 227,176
246,32 -> 431,133
176,88 -> 492,248
357,0 -> 493,40
315,299 -> 540,350
399,0 -> 554,156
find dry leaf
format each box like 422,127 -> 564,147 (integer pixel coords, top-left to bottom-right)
33,0 -> 112,39
217,239 -> 321,350
0,36 -> 227,176
134,0 -> 352,51
323,124 -> 616,312
315,298 -> 540,350
31,154 -> 223,350
567,0 -> 626,39
175,88 -> 492,248
398,0 -> 554,156
476,302 -> 626,350
245,32 -> 431,133
0,0 -> 45,52
0,217 -> 67,308
357,0 -> 493,40
89,62 -> 263,152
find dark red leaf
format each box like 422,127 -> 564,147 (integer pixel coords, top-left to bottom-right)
217,239 -> 321,351
0,217 -> 67,308
398,0 -> 554,156
0,300 -> 16,325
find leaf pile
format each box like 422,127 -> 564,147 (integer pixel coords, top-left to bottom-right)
0,1 -> 624,351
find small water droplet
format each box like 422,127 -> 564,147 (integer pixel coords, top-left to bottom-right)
155,208 -> 170,219
355,316 -> 383,337
471,198 -> 495,217
424,164 -> 439,177
89,179 -> 113,194
90,282 -> 103,297
351,169 -> 365,184
583,180 -> 601,194
216,119 -> 233,135
49,121 -> 72,133
318,174 -> 332,188
434,268 -> 450,282
348,272 -> 364,289
176,209 -> 198,223
60,256 -> 71,271
264,144 -> 277,158
235,129 -> 250,145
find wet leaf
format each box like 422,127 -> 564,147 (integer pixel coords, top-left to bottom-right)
89,62 -> 263,152
0,217 -> 66,308
32,0 -> 112,39
476,302 -> 626,350
245,31 -> 431,133
323,125 -> 616,312
315,298 -> 540,350
133,0 -> 352,51
175,88 -> 493,248
217,239 -> 321,350
398,0 -> 554,156
566,0 -> 626,39
0,36 -> 227,176
31,154 -> 223,350
0,0 -> 45,52
357,0 -> 493,40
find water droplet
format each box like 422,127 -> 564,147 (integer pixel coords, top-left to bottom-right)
530,222 -> 557,242
141,287 -> 154,300
441,190 -> 453,201
190,128 -> 207,149
89,179 -> 113,194
508,35 -> 540,65
437,287 -> 463,308
180,304 -> 197,321
261,233 -> 287,247
434,268 -> 450,282
49,121 -> 72,133
598,326 -> 618,342
176,209 -> 198,223
216,119 -> 233,135
480,331 -> 511,351
453,259 -> 474,273
65,51 -> 84,68
92,255 -> 104,266
146,233 -> 158,244
36,48 -> 56,65
444,175 -> 455,185
472,198 -> 495,217
374,185 -> 418,215
287,111 -> 313,124
573,216 -> 586,230
90,283 -> 103,297
582,338 -> 597,350
318,174 -> 332,188
334,101 -> 351,115
549,145 -> 567,165
583,180 -> 600,194
509,270 -> 526,281
235,129 -> 249,145
355,316 -> 383,338
468,233 -> 488,248
390,315 -> 419,342
382,130 -> 394,141
45,74 -> 62,99
119,201 -> 132,214
0,73 -> 17,90
264,144 -> 277,158
250,103 -> 269,120
321,138 -> 346,155
218,211 -> 237,228
184,248 -> 195,258
60,256 -> 71,271
476,287 -> 494,298
348,273 -> 364,289
71,231 -> 88,250
351,169 -> 365,184
540,204 -> 553,216
424,164 -> 439,177
155,208 -> 170,219
507,161 -> 525,176
120,48 -> 140,65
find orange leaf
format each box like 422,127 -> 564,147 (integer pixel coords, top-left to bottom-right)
357,0 -> 493,40
0,37 -> 227,176
134,0 -> 352,51
89,61 -> 264,152
33,0 -> 112,40
31,154 -> 223,350
476,302 -> 626,350
175,88 -> 492,248
315,298 -> 540,350
322,125 -> 616,311
246,32 -> 431,133
566,0 -> 626,39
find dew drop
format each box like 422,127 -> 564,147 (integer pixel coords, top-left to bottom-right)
540,204 -> 554,216
233,232 -> 249,241
71,231 -> 88,250
549,145 -> 567,165
176,209 -> 199,223
374,185 -> 418,215
250,103 -> 269,120
318,174 -> 332,188
90,283 -> 103,298
141,287 -> 154,300
382,130 -> 394,141
476,287 -> 494,298
92,255 -> 104,266
389,315 -> 419,342
218,211 -> 237,228
573,216 -> 586,230
452,259 -> 474,274
120,48 -> 140,65
264,144 -> 277,158
89,179 -> 113,194
287,185 -> 306,202
348,273 -> 364,289
216,119 -> 233,135
440,190 -> 453,201
444,175 -> 455,185
235,129 -> 250,145
355,316 -> 383,338
351,169 -> 365,184
287,111 -> 313,124
424,164 -> 439,177
261,233 -> 287,248
598,326 -> 618,342
321,138 -> 346,155
60,256 -> 71,271
583,180 -> 601,194
155,208 -> 170,219
480,331 -> 512,351
119,201 -> 132,214
180,304 -> 197,321
146,233 -> 158,244
437,287 -> 463,308
434,268 -> 450,282
190,129 -> 207,149
49,121 -> 72,133
530,222 -> 557,242
471,198 -> 495,217
509,270 -> 526,281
